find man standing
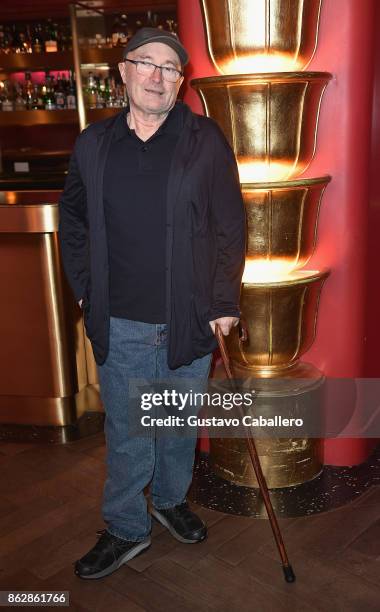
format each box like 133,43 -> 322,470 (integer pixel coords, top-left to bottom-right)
59,27 -> 246,580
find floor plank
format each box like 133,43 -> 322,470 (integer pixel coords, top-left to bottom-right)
165,515 -> 253,569
191,555 -> 312,612
237,547 -> 380,612
212,516 -> 296,567
0,434 -> 378,612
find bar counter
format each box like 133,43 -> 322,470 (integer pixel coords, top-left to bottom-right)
0,190 -> 102,442
0,175 -> 67,191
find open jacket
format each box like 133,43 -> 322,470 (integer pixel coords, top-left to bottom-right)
58,102 -> 246,369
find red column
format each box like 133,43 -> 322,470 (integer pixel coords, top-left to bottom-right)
178,0 -> 377,466
178,0 -> 216,110
304,0 -> 376,464
365,0 -> 380,378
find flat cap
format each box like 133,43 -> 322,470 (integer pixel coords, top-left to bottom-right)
124,27 -> 189,66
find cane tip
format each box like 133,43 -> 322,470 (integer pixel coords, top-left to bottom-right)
283,565 -> 296,583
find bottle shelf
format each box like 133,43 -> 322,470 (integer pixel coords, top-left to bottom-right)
0,47 -> 124,72
0,51 -> 73,72
80,47 -> 126,67
0,107 -> 122,126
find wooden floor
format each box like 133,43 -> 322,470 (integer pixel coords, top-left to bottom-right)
0,433 -> 379,612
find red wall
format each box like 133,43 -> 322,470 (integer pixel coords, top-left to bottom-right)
365,0 -> 380,378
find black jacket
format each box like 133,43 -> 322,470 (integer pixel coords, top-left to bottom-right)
58,102 -> 246,369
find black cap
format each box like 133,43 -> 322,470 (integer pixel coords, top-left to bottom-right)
124,27 -> 189,67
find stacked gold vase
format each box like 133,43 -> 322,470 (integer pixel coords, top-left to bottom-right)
192,0 -> 332,488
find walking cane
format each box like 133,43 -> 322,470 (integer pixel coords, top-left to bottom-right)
215,323 -> 296,583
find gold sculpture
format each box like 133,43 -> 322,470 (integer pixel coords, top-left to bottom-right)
201,0 -> 322,74
194,0 -> 331,488
192,72 -> 331,182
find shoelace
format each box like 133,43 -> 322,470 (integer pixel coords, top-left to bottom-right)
95,529 -> 132,553
72,529 -> 129,567
169,502 -> 190,516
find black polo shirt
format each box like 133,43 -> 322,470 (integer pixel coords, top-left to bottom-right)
103,102 -> 183,323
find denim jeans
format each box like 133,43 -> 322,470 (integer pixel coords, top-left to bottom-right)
97,316 -> 212,542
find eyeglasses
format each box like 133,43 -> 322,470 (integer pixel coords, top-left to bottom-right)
124,59 -> 183,83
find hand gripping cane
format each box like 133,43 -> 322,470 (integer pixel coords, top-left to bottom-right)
215,323 -> 296,583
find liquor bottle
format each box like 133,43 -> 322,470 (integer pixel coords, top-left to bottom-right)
146,11 -> 154,27
53,22 -> 63,52
45,19 -> 58,52
32,24 -> 44,53
166,20 -> 176,33
24,25 -> 33,53
147,11 -> 159,27
104,77 -> 111,106
111,16 -> 121,47
14,85 -> 26,110
118,14 -> 130,46
1,25 -> 13,54
115,82 -> 127,107
0,26 -> 5,53
66,72 -> 76,109
19,27 -> 29,53
85,72 -> 97,108
54,73 -> 66,109
17,24 -> 30,52
1,82 -> 14,111
24,72 -> 33,109
11,25 -> 23,53
64,24 -> 72,51
31,83 -> 44,109
94,33 -> 104,49
59,23 -> 69,52
107,77 -> 117,108
43,75 -> 56,109
96,74 -> 105,108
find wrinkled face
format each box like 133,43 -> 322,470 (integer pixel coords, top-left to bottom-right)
119,41 -> 184,116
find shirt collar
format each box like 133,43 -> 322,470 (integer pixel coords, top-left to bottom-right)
113,101 -> 184,142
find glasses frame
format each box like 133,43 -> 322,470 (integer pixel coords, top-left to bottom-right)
124,58 -> 183,83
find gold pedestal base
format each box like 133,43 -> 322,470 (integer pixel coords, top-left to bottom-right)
209,361 -> 324,488
210,437 -> 322,488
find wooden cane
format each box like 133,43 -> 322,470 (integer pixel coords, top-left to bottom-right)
215,323 -> 296,583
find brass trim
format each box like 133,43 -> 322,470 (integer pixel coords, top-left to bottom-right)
0,384 -> 102,426
70,2 -> 87,131
0,204 -> 58,233
41,234 -> 73,397
243,269 -> 329,287
242,175 -> 331,189
191,71 -> 332,86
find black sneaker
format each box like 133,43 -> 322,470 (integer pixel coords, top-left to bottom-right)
151,501 -> 207,543
74,529 -> 151,579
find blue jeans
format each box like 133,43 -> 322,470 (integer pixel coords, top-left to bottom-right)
97,316 -> 212,542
